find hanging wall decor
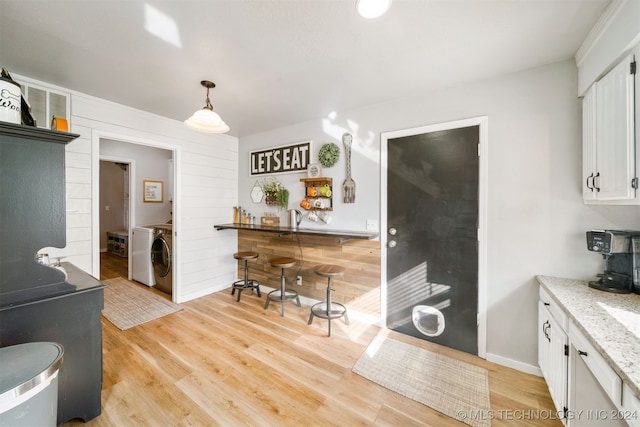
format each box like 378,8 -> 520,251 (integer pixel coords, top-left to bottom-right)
318,142 -> 340,168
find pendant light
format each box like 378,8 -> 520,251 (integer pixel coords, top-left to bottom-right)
184,80 -> 229,134
356,0 -> 391,18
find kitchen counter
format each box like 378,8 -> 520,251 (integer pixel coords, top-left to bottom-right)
214,223 -> 378,242
537,275 -> 640,398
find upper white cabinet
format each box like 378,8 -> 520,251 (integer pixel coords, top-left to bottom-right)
582,51 -> 638,204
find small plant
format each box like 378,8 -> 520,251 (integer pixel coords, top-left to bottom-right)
261,177 -> 289,210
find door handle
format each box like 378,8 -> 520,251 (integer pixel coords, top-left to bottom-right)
388,227 -> 397,236
388,240 -> 397,248
593,172 -> 600,192
586,173 -> 594,191
542,320 -> 550,342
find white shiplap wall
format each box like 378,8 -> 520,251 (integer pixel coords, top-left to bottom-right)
24,75 -> 238,303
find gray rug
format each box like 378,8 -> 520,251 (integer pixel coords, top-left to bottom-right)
353,335 -> 491,427
102,277 -> 182,330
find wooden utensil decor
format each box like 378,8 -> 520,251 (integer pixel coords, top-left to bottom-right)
342,132 -> 355,203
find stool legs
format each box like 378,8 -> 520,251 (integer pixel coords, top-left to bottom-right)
308,276 -> 349,336
231,259 -> 261,302
264,267 -> 301,316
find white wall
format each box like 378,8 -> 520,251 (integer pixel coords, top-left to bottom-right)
30,77 -> 240,303
100,140 -> 172,227
239,59 -> 640,371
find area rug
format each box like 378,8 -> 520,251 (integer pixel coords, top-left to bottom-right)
352,335 -> 491,427
102,277 -> 182,330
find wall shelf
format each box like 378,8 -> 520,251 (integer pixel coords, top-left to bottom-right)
300,177 -> 333,211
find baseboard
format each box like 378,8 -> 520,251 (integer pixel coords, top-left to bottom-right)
486,352 -> 542,376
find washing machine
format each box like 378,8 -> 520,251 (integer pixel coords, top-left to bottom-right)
151,224 -> 172,295
132,226 -> 155,286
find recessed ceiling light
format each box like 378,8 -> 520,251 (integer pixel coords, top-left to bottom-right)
356,0 -> 392,19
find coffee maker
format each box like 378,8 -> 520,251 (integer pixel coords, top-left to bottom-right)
586,230 -> 640,294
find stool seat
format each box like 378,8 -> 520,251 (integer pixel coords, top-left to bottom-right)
314,264 -> 345,278
231,251 -> 261,302
270,257 -> 297,269
264,257 -> 300,316
308,264 -> 349,337
234,251 -> 259,261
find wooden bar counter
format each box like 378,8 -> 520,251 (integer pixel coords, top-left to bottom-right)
215,224 -> 381,318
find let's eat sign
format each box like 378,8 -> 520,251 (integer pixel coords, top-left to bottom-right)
250,141 -> 310,176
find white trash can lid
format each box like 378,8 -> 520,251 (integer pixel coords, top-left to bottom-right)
0,342 -> 64,413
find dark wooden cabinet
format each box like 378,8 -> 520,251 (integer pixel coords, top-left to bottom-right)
0,122 -> 104,424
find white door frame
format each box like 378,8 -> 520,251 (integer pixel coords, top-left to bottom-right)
92,131 -> 181,302
380,116 -> 489,358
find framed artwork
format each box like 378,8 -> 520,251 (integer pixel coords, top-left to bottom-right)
143,180 -> 164,202
307,163 -> 321,178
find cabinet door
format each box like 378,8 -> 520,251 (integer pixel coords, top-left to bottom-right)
595,54 -> 636,201
539,301 -> 568,420
582,85 -> 598,201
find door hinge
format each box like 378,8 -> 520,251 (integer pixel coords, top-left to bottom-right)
563,407 -> 569,419
564,344 -> 569,356
631,60 -> 637,75
632,177 -> 639,189
477,143 -> 480,157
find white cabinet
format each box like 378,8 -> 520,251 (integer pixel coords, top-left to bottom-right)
583,52 -> 638,204
539,285 -> 637,426
539,300 -> 568,421
568,323 -> 625,427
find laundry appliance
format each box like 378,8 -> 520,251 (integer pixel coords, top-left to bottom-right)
132,226 -> 155,287
151,224 -> 172,295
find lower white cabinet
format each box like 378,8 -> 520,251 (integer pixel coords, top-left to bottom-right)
568,324 -> 625,426
539,287 -> 634,426
539,300 -> 568,421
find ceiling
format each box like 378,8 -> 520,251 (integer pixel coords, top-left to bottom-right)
0,0 -> 611,137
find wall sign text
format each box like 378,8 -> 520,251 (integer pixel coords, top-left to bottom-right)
250,141 -> 310,176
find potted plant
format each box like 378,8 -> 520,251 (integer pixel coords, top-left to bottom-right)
261,177 -> 289,210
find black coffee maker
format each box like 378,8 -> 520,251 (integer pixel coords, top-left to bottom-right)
586,230 -> 640,294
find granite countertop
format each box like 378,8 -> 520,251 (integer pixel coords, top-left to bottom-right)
537,275 -> 640,398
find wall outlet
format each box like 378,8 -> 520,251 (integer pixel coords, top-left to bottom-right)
366,219 -> 378,231
296,275 -> 302,285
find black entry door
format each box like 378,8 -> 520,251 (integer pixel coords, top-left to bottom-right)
385,125 -> 479,355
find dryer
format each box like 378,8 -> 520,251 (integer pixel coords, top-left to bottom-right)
132,226 -> 155,286
151,225 -> 172,295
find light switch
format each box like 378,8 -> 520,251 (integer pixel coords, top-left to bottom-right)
366,219 -> 378,231
105,205 -> 110,211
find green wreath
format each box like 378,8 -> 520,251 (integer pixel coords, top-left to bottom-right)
318,143 -> 340,168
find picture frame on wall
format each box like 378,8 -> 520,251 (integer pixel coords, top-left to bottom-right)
143,180 -> 164,202
307,163 -> 321,178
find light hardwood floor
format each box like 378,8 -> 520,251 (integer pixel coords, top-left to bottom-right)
63,254 -> 561,426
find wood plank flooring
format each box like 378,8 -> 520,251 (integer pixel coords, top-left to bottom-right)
62,254 -> 561,426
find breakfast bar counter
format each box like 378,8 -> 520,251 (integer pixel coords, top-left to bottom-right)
214,223 -> 378,242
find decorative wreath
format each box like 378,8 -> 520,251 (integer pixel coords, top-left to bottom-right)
318,143 -> 340,168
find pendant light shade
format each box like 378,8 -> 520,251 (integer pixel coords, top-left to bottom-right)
184,80 -> 229,134
356,0 -> 391,18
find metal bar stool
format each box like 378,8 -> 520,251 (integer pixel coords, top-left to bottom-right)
308,264 -> 349,336
231,251 -> 261,302
264,257 -> 301,316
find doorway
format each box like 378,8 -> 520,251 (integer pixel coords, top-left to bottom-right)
99,159 -> 131,279
95,135 -> 177,300
381,117 -> 488,356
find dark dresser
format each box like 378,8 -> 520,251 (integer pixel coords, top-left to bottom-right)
0,122 -> 104,424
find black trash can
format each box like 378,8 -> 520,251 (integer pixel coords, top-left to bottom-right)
0,342 -> 64,426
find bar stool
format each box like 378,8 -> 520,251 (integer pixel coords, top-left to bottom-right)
264,257 -> 301,316
308,264 -> 349,337
231,251 -> 261,302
